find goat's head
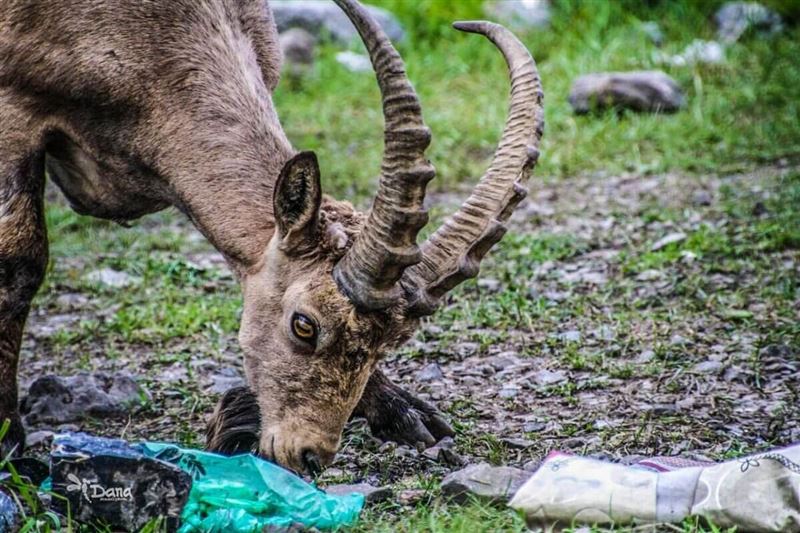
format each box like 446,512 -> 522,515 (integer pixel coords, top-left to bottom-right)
213,0 -> 544,475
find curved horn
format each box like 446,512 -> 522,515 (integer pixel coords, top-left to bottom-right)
401,21 -> 544,316
331,0 -> 436,311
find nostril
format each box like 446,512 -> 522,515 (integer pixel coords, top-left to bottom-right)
301,449 -> 322,477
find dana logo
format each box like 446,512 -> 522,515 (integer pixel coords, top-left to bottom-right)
65,473 -> 133,502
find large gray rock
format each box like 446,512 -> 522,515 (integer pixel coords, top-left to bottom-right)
21,373 -> 146,424
484,0 -> 551,30
441,463 -> 530,503
271,0 -> 404,44
715,2 -> 783,43
569,71 -> 684,114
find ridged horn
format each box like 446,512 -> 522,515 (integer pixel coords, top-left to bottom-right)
401,21 -> 544,316
331,0 -> 436,311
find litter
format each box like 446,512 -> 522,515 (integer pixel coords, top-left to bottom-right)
511,444 -> 800,532
2,434 -> 363,532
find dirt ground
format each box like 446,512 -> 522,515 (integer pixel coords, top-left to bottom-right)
17,164 -> 799,498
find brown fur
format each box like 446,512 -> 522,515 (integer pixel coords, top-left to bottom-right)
0,0 -> 452,471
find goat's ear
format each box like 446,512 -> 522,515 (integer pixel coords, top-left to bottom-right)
274,151 -> 322,252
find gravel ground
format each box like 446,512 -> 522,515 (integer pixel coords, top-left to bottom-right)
17,164 -> 799,507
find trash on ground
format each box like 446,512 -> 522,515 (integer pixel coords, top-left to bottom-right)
142,442 -> 364,533
4,434 -> 364,532
510,443 -> 800,532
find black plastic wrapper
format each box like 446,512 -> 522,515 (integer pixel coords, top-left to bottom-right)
49,434 -> 192,532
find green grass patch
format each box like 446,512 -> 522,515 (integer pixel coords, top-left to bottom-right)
354,500 -> 527,533
275,1 -> 800,202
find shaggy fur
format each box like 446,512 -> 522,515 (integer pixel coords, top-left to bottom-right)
0,0 -> 453,472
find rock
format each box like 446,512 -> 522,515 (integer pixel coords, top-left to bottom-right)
669,334 -> 689,346
25,430 -> 55,448
397,489 -> 426,506
484,0 -> 551,30
636,269 -> 664,281
21,373 -> 146,425
561,269 -> 608,285
619,454 -> 649,466
680,250 -> 698,264
394,445 -> 418,459
593,419 -> 612,430
715,2 -> 783,43
423,324 -> 444,336
441,463 -> 530,504
498,386 -> 520,399
31,313 -> 81,339
271,0 -> 404,44
325,483 -> 392,504
561,437 -> 585,449
554,330 -> 581,343
485,352 -> 521,371
208,374 -> 246,394
207,367 -> 246,394
422,437 -> 464,466
55,293 -> 89,310
569,71 -> 684,114
592,325 -> 616,341
692,190 -> 713,206
477,277 -> 501,293
759,344 -> 792,359
500,437 -> 535,449
640,21 -> 664,46
651,232 -> 687,251
85,268 -> 140,288
642,403 -> 678,416
417,363 -> 444,382
335,51 -> 371,73
377,441 -> 396,454
530,369 -> 567,386
523,421 -> 546,433
157,364 -> 189,384
279,28 -> 316,65
676,397 -> 696,411
453,342 -> 480,358
636,349 -> 656,363
661,40 -> 725,66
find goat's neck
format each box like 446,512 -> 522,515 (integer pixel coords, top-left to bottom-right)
162,101 -> 295,278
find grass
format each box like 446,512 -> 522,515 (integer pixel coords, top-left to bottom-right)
625,172 -> 800,273
15,0 -> 800,531
0,421 -> 67,532
274,0 -> 800,201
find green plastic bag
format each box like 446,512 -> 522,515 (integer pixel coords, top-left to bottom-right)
141,443 -> 364,532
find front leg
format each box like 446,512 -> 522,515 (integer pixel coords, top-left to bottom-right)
353,369 -> 454,447
0,99 -> 48,458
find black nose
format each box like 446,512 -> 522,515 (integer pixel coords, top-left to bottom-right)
301,449 -> 323,476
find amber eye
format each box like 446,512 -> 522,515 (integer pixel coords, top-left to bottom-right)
291,313 -> 317,343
